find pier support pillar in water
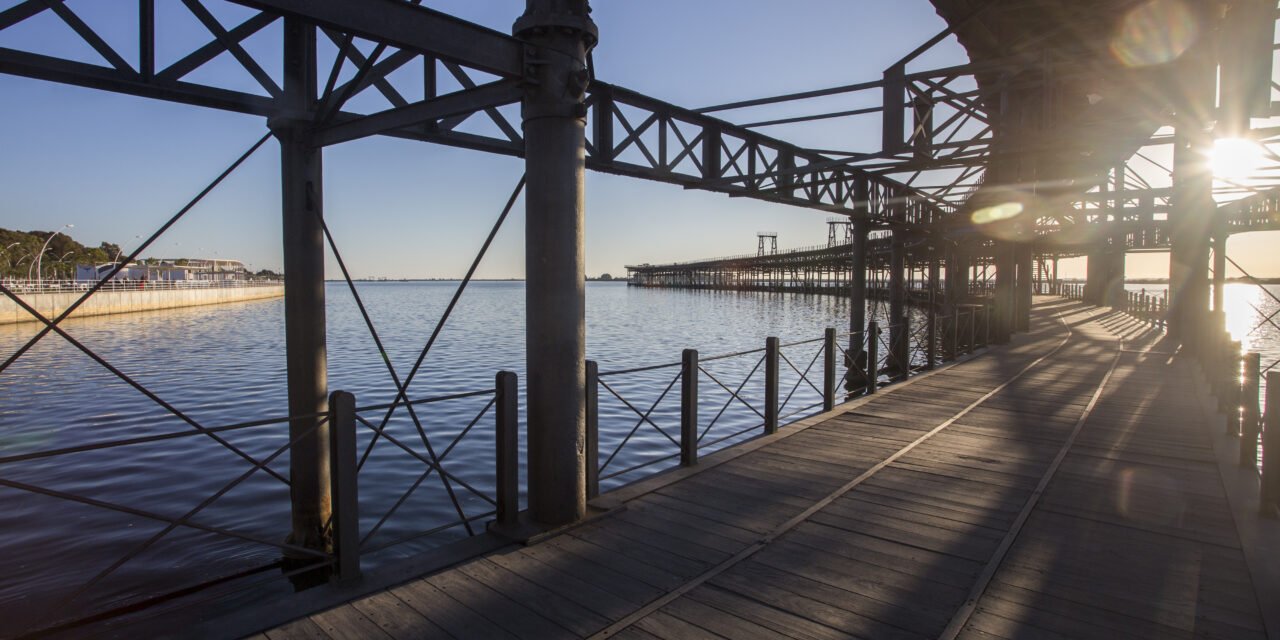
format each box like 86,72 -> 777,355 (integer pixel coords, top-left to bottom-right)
516,0 -> 597,526
889,229 -> 908,377
276,17 -> 330,554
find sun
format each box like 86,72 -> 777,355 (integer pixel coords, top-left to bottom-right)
1209,138 -> 1265,180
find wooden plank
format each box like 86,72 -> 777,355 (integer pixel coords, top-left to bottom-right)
264,617 -> 332,640
424,569 -> 572,640
634,491 -> 774,535
634,610 -> 726,639
588,516 -> 735,565
612,627 -> 663,640
521,539 -> 665,605
629,495 -> 763,544
808,508 -> 1000,562
487,547 -> 641,621
455,558 -> 610,636
853,481 -> 1021,524
710,564 -> 928,640
547,530 -> 689,590
567,522 -> 712,578
350,591 -> 449,639
391,579 -> 518,640
309,604 -> 392,640
839,486 -> 1015,530
785,523 -> 980,589
686,585 -> 859,640
822,495 -> 1006,540
754,541 -> 968,609
660,596 -> 789,640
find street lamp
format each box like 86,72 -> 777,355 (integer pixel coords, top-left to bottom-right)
112,235 -> 141,266
0,242 -> 19,279
35,224 -> 73,288
52,251 -> 74,281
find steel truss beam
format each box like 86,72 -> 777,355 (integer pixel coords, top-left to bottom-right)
0,0 -> 949,226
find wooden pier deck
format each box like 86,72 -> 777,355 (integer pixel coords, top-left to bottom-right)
255,297 -> 1274,640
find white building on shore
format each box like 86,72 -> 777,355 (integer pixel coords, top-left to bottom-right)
76,258 -> 250,282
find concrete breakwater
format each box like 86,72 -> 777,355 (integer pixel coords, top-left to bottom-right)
0,283 -> 284,325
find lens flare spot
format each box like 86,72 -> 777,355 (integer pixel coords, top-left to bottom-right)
971,202 -> 1024,225
1110,0 -> 1200,68
1209,138 -> 1264,180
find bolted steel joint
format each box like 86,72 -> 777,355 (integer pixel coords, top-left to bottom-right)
513,0 -> 598,47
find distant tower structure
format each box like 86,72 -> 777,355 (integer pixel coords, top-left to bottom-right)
827,217 -> 851,247
757,232 -> 778,256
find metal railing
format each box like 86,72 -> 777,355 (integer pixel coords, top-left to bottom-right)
0,372 -> 517,636
0,278 -> 281,294
586,307 -> 992,492
349,378 -> 517,556
1200,331 -> 1277,515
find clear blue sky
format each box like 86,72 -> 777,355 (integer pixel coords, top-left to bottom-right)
4,1 -> 1268,279
0,1 -> 969,279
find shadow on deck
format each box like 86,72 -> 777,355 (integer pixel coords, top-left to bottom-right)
224,297 -> 1272,639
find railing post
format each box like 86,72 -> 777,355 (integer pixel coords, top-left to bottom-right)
1262,372 -> 1279,516
327,390 -> 360,582
495,370 -> 519,528
681,349 -> 699,465
823,328 -> 837,411
866,322 -> 879,394
1228,341 -> 1242,436
1241,352 -> 1261,469
765,338 -> 779,433
585,361 -> 599,499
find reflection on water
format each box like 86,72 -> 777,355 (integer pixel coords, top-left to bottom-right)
0,281 -> 915,634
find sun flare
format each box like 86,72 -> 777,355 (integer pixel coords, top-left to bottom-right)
1209,138 -> 1265,180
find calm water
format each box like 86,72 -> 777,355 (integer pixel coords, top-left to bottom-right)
2,281 -> 1274,634
0,281 -> 919,634
1122,283 -> 1280,374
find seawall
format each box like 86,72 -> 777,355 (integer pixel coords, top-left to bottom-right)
0,284 -> 285,325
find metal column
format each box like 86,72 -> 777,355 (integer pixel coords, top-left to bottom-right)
277,17 -> 329,553
848,204 -> 869,392
516,0 -> 597,526
1213,232 -> 1227,313
1014,243 -> 1032,332
1170,128 -> 1213,344
889,229 -> 908,376
993,242 -> 1015,343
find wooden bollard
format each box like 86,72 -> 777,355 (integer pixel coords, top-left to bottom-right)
1241,352 -> 1261,469
495,372 -> 520,528
823,328 -> 836,412
1227,341 -> 1242,436
1261,372 -> 1279,517
680,349 -> 699,465
585,361 -> 599,499
764,338 -> 779,434
328,390 -> 360,582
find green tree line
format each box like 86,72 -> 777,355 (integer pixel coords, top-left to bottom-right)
0,228 -> 120,279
